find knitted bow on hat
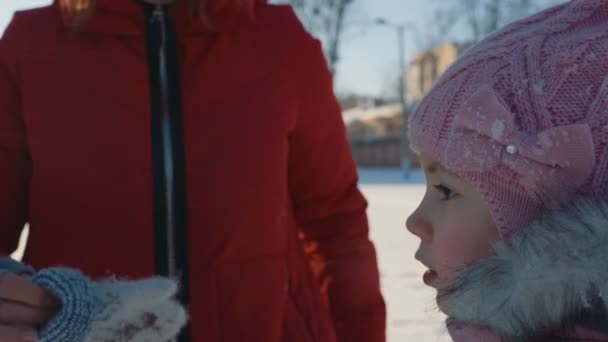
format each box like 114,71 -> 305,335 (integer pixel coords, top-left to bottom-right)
444,85 -> 595,203
32,268 -> 187,342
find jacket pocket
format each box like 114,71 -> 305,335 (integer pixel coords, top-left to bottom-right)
283,288 -> 316,342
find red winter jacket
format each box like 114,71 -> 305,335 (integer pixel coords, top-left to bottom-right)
0,0 -> 385,341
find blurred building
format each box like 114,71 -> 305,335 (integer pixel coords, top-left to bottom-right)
341,41 -> 472,168
343,103 -> 403,138
343,102 -> 418,168
406,41 -> 473,107
339,95 -> 376,112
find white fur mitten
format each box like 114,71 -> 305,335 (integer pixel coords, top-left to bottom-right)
33,268 -> 188,342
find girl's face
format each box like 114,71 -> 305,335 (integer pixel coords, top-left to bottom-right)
406,154 -> 499,313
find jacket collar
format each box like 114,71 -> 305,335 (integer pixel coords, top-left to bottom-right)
445,198 -> 608,338
55,0 -> 263,36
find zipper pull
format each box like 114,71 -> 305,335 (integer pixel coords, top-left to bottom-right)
151,4 -> 164,23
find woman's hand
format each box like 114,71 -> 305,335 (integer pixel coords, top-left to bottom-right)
0,273 -> 59,342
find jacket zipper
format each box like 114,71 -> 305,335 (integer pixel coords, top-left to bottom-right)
152,4 -> 178,280
146,4 -> 191,341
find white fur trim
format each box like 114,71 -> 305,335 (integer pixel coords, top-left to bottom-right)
448,199 -> 608,337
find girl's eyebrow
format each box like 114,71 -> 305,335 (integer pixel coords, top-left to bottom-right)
424,162 -> 439,174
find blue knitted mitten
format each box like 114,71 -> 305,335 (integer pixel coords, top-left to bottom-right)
32,268 -> 187,342
33,269 -> 96,341
0,258 -> 35,277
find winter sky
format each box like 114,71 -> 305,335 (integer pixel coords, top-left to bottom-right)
0,0 -> 443,97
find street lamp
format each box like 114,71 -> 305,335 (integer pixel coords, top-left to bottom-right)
375,18 -> 414,179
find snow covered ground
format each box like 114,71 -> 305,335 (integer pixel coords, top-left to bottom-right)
359,168 -> 450,342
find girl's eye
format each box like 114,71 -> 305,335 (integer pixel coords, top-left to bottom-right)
433,184 -> 457,201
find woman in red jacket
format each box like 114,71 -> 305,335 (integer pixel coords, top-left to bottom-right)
0,0 -> 385,341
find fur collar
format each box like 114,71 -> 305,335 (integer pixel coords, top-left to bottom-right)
447,199 -> 608,338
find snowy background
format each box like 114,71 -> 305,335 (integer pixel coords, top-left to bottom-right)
359,168 -> 449,342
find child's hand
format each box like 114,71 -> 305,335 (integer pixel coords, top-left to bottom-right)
0,273 -> 60,342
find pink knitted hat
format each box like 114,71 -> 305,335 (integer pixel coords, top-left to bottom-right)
408,0 -> 608,238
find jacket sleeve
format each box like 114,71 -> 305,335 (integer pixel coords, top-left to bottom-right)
288,36 -> 386,342
0,16 -> 30,256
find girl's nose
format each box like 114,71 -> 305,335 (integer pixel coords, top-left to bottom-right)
406,205 -> 433,242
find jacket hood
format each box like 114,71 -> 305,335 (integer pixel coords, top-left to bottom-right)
446,199 -> 608,339
53,0 -> 264,35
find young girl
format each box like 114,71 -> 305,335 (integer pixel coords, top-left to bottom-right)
407,0 -> 608,341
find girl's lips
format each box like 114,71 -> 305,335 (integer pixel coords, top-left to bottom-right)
423,269 -> 438,286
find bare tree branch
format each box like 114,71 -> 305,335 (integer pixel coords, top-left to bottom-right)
418,7 -> 459,50
278,0 -> 358,79
428,0 -> 565,45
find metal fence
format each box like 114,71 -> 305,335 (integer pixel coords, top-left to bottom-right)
349,136 -> 420,168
